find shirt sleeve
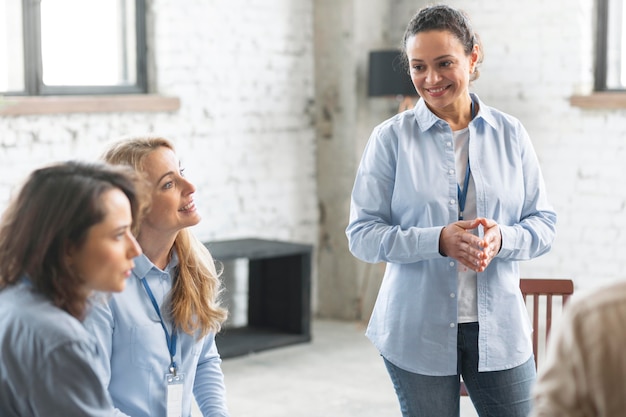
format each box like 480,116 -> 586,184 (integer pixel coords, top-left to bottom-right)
83,300 -> 132,417
30,340 -> 121,417
346,125 -> 443,264
84,299 -> 115,386
192,333 -> 230,417
498,123 -> 557,260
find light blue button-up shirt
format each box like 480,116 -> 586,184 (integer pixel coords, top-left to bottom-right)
0,281 -> 117,417
85,252 -> 229,417
346,94 -> 557,375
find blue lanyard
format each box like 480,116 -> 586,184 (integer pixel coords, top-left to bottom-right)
457,98 -> 476,221
457,163 -> 471,220
140,277 -> 178,375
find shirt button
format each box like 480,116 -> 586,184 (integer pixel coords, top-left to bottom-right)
450,293 -> 456,298
450,199 -> 456,205
450,323 -> 456,328
449,169 -> 454,175
449,261 -> 455,267
446,142 -> 452,147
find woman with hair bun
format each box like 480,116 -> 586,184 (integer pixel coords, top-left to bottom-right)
346,5 -> 556,416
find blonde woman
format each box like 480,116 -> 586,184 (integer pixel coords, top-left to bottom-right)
85,136 -> 229,417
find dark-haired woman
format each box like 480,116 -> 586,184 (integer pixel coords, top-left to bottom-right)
346,5 -> 556,417
0,161 -> 144,417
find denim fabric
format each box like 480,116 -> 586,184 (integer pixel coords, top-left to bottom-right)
383,323 -> 536,417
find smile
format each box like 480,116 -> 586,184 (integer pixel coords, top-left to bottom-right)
426,85 -> 450,94
179,201 -> 195,212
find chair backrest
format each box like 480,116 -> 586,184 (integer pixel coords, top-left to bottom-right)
460,278 -> 573,397
520,278 -> 574,368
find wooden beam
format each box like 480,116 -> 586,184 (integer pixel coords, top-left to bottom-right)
0,94 -> 181,116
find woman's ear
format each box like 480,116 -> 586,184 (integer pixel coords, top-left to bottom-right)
469,44 -> 480,73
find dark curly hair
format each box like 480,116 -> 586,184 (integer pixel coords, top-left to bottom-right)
401,4 -> 484,82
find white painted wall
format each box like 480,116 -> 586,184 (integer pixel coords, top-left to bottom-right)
315,0 -> 626,319
0,0 -> 318,309
1,0 -> 624,320
389,0 -> 626,293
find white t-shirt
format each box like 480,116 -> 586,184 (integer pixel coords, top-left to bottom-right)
454,127 -> 478,323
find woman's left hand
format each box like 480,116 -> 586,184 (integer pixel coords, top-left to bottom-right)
476,218 -> 501,269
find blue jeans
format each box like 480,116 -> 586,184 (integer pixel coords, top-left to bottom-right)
383,323 -> 536,417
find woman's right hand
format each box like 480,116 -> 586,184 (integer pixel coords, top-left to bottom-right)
439,219 -> 488,272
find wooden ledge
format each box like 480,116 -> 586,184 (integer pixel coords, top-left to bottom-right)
0,94 -> 181,116
570,92 -> 626,109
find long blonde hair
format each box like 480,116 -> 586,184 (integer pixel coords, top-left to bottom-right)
102,136 -> 227,336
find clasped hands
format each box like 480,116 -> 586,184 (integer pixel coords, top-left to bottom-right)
439,218 -> 501,273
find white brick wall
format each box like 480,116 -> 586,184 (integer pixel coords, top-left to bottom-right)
0,0 -> 318,318
385,0 -> 626,293
2,0 -> 626,319
0,0 -> 317,244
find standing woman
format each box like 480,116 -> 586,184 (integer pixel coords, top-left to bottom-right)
346,5 -> 556,417
0,161 -> 144,416
85,136 -> 229,417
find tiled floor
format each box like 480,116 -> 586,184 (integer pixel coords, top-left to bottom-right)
198,320 -> 479,417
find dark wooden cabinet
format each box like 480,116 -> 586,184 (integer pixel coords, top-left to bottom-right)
204,238 -> 312,358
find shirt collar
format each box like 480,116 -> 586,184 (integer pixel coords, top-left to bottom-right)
132,251 -> 180,281
413,93 -> 498,132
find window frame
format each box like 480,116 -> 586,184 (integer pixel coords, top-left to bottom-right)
570,0 -> 626,108
9,0 -> 147,96
594,0 -> 626,92
594,0 -> 610,91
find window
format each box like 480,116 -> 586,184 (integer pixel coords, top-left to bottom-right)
596,0 -> 626,91
1,0 -> 146,96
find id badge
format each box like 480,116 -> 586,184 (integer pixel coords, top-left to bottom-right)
166,373 -> 185,417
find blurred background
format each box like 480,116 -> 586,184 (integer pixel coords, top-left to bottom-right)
2,0 -> 624,414
1,2 -> 625,413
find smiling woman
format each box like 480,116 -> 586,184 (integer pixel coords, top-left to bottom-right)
0,161 -> 147,416
84,136 -> 230,417
346,4 -> 557,417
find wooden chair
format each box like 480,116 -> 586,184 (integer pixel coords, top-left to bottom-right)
460,278 -> 574,397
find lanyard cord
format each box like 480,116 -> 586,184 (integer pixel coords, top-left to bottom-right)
140,277 -> 178,375
457,98 -> 476,221
457,163 -> 471,220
